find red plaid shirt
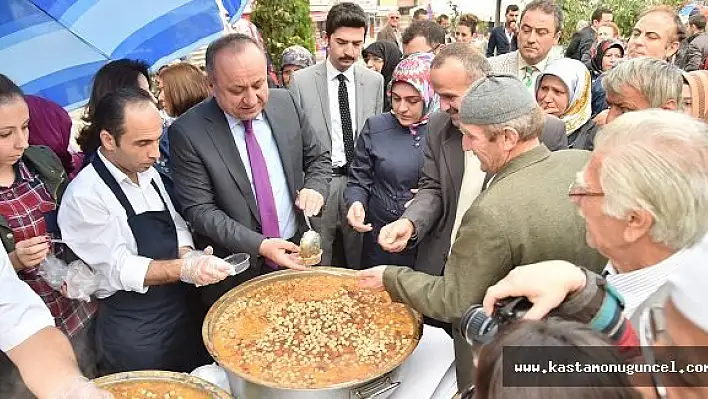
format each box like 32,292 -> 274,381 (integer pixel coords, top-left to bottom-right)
0,161 -> 97,337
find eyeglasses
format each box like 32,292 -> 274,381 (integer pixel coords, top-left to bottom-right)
640,306 -> 669,399
568,181 -> 604,198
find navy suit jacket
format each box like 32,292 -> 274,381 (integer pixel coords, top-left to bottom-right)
487,26 -> 517,57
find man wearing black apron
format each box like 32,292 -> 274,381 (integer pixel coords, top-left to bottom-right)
58,89 -> 234,375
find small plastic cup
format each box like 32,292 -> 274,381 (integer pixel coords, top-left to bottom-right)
223,253 -> 250,275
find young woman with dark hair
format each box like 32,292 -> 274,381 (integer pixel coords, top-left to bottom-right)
0,74 -> 98,397
77,59 -> 151,160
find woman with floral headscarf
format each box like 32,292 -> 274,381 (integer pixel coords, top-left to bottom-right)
345,53 -> 438,268
536,58 -> 598,151
280,45 -> 316,88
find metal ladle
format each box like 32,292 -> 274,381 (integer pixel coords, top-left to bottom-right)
299,215 -> 322,265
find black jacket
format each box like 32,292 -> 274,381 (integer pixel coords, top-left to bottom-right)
568,120 -> 599,151
675,33 -> 705,71
565,26 -> 596,65
487,26 -> 517,57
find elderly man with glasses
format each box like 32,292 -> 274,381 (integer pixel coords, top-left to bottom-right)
483,109 -> 708,397
376,10 -> 403,51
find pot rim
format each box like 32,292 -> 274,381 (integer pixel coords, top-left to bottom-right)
93,370 -> 232,398
202,266 -> 423,391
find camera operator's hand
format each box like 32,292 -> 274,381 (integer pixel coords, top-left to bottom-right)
357,266 -> 387,291
482,260 -> 587,320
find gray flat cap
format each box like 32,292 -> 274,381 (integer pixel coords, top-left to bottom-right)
460,74 -> 538,125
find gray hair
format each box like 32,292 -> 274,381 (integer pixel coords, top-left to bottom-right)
205,33 -> 261,77
483,106 -> 545,142
576,20 -> 589,32
594,109 -> 708,250
431,43 -> 490,83
602,57 -> 683,109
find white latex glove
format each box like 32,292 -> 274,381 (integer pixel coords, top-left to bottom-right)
180,255 -> 233,287
182,245 -> 214,258
52,376 -> 114,399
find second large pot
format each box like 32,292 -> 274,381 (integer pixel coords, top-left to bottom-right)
203,267 -> 423,399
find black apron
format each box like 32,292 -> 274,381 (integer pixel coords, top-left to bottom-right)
92,156 -> 202,374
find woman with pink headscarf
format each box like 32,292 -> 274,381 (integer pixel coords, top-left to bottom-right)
345,53 -> 439,268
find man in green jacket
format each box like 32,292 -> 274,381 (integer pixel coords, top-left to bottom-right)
359,74 -> 606,323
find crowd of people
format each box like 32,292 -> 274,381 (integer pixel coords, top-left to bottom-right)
1,0 -> 708,398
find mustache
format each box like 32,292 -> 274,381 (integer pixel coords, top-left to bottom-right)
446,106 -> 459,115
339,56 -> 356,62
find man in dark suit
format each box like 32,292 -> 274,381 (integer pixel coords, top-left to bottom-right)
378,44 -> 567,277
169,34 -> 332,307
486,4 -> 519,57
565,7 -> 613,64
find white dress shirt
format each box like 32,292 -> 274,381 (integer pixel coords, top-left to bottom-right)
603,248 -> 689,318
326,60 -> 357,167
58,150 -> 194,299
225,112 -> 297,239
450,152 -> 484,250
505,27 -> 514,44
0,245 -> 54,352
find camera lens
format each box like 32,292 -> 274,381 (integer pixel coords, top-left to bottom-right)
459,305 -> 499,345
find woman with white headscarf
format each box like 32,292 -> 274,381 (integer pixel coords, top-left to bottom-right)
535,58 -> 598,151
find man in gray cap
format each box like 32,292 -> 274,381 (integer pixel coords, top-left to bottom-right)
358,74 -> 605,323
481,110 -> 708,397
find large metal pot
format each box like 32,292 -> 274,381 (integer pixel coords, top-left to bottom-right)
93,370 -> 232,398
203,267 -> 423,399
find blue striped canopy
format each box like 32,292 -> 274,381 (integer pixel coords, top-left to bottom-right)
0,0 -> 231,110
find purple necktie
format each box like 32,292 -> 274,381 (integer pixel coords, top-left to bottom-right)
242,119 -> 280,245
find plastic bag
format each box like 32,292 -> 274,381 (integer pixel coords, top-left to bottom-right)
64,260 -> 101,302
38,255 -> 100,302
37,254 -> 69,290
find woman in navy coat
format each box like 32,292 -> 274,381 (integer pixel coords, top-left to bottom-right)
345,53 -> 439,268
